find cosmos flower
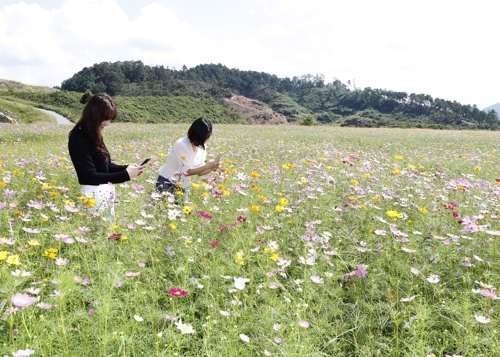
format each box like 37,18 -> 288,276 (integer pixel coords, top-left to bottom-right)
169,288 -> 187,297
11,293 -> 37,308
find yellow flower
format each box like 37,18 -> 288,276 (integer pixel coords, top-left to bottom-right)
0,182 -> 7,187
282,163 -> 294,169
109,224 -> 119,230
251,205 -> 260,212
386,210 -> 402,219
407,164 -> 415,170
395,155 -> 404,160
252,186 -> 261,192
183,206 -> 192,215
264,247 -> 276,254
279,198 -> 288,206
270,253 -> 279,261
222,189 -> 230,196
393,168 -> 400,175
29,239 -> 40,246
364,173 -> 371,178
0,251 -> 8,260
351,179 -> 359,186
6,254 -> 20,266
158,152 -> 164,157
475,166 -> 481,172
40,214 -> 49,222
181,155 -> 186,161
235,251 -> 245,265
169,223 -> 177,230
50,191 -> 59,199
275,205 -> 284,213
192,183 -> 200,189
300,177 -> 308,184
327,166 -> 334,172
419,207 -> 428,214
43,248 -> 58,259
15,211 -> 23,217
250,171 -> 260,178
174,190 -> 184,196
201,192 -> 209,198
121,235 -> 128,241
258,195 -> 267,201
217,184 -> 226,189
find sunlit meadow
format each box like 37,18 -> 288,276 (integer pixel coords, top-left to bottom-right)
1,123 -> 500,357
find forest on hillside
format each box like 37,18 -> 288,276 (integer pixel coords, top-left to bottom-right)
60,61 -> 499,129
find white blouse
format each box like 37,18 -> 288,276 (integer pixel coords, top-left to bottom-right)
158,137 -> 207,188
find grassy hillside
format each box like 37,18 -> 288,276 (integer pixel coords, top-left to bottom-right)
0,97 -> 55,124
0,90 -> 246,124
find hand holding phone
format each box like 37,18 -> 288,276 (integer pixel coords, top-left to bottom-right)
140,158 -> 150,166
215,153 -> 222,162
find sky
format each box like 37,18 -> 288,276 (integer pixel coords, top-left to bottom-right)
0,0 -> 498,109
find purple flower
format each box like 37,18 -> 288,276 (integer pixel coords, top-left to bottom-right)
88,309 -> 95,316
3,188 -> 15,199
0,202 -> 7,210
11,293 -> 37,308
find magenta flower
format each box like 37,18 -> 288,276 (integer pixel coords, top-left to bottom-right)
237,216 -> 247,222
0,202 -> 6,210
218,226 -> 228,231
199,210 -> 212,219
108,233 -> 122,241
88,309 -> 95,316
169,288 -> 187,297
11,293 -> 37,308
208,241 -> 219,246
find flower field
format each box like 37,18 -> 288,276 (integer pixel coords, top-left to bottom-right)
1,123 -> 500,357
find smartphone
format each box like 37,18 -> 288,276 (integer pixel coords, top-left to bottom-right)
215,153 -> 222,161
140,158 -> 150,166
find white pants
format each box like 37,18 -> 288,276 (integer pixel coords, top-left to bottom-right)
81,184 -> 116,218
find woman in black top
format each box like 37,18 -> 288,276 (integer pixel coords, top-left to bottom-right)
68,93 -> 144,216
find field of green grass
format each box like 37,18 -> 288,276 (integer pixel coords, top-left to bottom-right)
1,124 -> 500,357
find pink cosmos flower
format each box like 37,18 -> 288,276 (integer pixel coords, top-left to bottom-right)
218,226 -> 228,231
199,210 -> 212,219
237,216 -> 247,222
11,293 -> 37,308
169,288 -> 187,297
475,315 -> 490,324
125,272 -> 140,277
310,274 -> 324,284
234,277 -> 250,290
426,274 -> 440,283
12,349 -> 35,357
298,320 -> 310,328
208,241 -> 219,246
55,258 -> 69,266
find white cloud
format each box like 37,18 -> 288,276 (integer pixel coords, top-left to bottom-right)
0,0 -> 499,107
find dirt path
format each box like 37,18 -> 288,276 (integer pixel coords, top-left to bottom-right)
36,108 -> 73,125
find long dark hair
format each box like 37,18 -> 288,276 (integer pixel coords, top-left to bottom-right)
69,93 -> 118,157
187,117 -> 212,150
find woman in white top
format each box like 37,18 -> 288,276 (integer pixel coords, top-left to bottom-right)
156,117 -> 220,196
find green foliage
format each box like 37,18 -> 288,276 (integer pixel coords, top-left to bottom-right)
59,60 -> 500,129
0,98 -> 55,124
0,90 -> 246,124
299,113 -> 318,126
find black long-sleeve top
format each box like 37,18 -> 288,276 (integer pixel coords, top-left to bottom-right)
68,127 -> 130,185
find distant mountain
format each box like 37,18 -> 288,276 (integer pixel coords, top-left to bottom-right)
483,102 -> 500,118
58,61 -> 500,129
